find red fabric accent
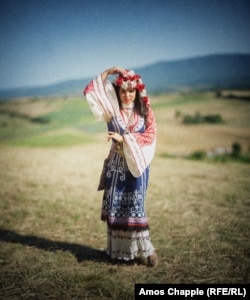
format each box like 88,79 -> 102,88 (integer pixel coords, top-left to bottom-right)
83,81 -> 94,95
134,107 -> 156,147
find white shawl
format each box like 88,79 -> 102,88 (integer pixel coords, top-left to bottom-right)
84,74 -> 156,177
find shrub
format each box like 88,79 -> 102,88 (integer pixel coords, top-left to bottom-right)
231,142 -> 241,157
175,110 -> 181,118
182,112 -> 223,124
188,151 -> 206,160
183,112 -> 203,124
203,114 -> 223,123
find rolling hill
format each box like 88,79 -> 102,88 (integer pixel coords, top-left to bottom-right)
0,53 -> 250,99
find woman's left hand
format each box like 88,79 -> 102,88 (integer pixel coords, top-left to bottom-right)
101,67 -> 126,81
107,132 -> 123,143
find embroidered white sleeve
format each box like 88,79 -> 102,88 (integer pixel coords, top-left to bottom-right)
84,75 -> 119,122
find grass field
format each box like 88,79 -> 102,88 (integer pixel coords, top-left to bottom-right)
0,91 -> 250,299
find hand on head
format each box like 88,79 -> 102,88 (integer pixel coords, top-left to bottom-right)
107,67 -> 127,76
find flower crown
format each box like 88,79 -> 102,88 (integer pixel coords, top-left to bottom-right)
113,70 -> 150,106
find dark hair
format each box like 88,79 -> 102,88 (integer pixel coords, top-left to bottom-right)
113,85 -> 149,123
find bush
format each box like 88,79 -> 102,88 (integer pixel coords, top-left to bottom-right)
203,114 -> 223,123
175,110 -> 181,118
231,142 -> 241,157
182,112 -> 223,124
188,151 -> 206,160
183,112 -> 203,124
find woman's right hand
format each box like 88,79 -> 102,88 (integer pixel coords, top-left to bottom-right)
106,131 -> 123,143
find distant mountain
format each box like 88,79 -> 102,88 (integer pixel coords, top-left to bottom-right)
137,53 -> 250,93
0,78 -> 91,100
1,53 -> 250,99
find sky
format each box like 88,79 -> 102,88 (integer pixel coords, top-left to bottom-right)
0,0 -> 250,89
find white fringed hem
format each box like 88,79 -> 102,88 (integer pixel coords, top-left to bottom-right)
106,229 -> 155,261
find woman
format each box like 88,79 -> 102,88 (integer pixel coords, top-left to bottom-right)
83,67 -> 158,266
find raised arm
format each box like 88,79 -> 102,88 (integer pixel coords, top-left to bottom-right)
83,68 -> 124,122
101,67 -> 127,81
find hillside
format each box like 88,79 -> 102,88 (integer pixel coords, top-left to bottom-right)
0,53 -> 250,99
0,92 -> 250,298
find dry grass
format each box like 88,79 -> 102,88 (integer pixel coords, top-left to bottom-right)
0,96 -> 68,118
154,92 -> 250,155
0,92 -> 250,299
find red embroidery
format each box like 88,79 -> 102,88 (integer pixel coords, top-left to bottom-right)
134,107 -> 156,147
83,81 -> 94,95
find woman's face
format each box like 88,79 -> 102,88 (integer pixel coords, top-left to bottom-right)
119,88 -> 136,105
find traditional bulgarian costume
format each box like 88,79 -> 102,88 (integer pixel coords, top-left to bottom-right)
83,71 -> 157,261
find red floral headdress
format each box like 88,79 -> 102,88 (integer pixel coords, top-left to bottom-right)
113,70 -> 150,106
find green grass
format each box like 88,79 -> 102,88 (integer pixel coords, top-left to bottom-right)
7,132 -> 88,147
0,97 -> 106,147
152,92 -> 209,109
